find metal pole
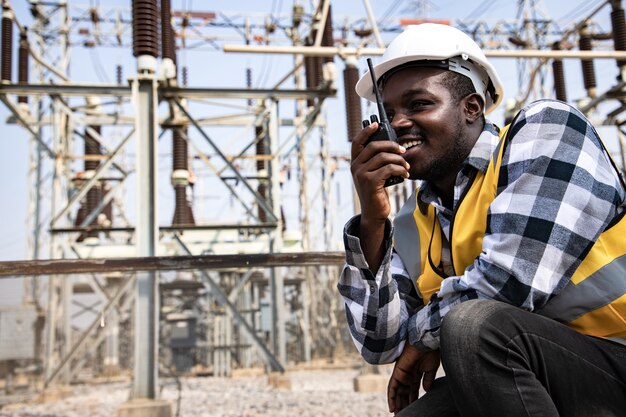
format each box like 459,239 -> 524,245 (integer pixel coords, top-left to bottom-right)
223,44 -> 626,59
28,4 -> 55,382
362,0 -> 385,48
267,99 -> 286,365
132,73 -> 159,399
294,46 -> 313,363
53,96 -> 69,384
313,0 -> 331,47
301,279 -> 311,362
61,273 -> 72,383
44,275 -> 58,382
26,27 -> 46,308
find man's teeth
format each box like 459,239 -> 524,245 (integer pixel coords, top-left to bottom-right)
403,140 -> 423,149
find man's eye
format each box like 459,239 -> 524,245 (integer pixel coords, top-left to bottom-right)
385,112 -> 395,121
409,101 -> 427,110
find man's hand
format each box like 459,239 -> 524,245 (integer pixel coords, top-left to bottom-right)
351,123 -> 409,274
387,343 -> 441,414
350,122 -> 409,222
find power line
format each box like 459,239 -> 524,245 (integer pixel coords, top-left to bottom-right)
465,0 -> 499,20
557,0 -> 604,23
379,0 -> 405,24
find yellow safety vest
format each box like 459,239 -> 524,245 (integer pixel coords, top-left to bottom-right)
392,125 -> 626,342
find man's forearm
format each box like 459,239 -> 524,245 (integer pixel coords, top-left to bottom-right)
340,216 -> 416,363
359,216 -> 388,274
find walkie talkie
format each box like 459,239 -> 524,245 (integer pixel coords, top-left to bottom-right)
362,58 -> 404,187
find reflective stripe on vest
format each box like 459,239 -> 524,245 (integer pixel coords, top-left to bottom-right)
537,217 -> 626,338
392,124 -> 626,340
393,192 -> 421,293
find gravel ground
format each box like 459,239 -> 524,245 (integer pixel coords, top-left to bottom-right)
0,369 -> 391,417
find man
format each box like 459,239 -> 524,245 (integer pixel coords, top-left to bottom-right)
338,23 -> 626,416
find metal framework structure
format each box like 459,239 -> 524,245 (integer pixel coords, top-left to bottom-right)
0,0 -> 624,409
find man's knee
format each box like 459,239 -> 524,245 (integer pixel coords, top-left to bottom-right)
440,300 -> 515,357
441,300 -> 506,338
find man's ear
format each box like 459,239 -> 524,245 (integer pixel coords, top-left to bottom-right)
463,93 -> 484,124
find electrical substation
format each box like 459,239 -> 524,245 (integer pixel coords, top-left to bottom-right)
0,0 -> 624,415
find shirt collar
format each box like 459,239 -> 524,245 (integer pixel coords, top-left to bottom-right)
465,120 -> 500,174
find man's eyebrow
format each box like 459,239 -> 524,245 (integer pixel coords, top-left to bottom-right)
383,88 -> 432,106
401,88 -> 431,99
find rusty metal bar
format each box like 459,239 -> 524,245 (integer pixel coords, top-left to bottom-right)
50,223 -> 279,233
0,252 -> 345,277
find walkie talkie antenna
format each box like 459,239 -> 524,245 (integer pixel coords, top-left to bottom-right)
363,58 -> 402,187
367,58 -> 390,125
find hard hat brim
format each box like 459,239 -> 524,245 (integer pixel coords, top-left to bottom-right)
356,54 -> 503,115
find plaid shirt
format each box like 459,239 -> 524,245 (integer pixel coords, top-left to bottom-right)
338,99 -> 626,363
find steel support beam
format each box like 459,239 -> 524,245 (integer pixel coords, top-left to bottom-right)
132,74 -> 159,400
0,84 -> 334,100
267,99 -> 286,365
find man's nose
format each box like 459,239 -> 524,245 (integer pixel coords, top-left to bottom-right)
390,112 -> 411,130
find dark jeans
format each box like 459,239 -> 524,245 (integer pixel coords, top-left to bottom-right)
396,300 -> 626,417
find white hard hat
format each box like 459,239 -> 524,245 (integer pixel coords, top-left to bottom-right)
356,23 -> 504,115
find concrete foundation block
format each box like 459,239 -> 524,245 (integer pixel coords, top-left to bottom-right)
102,365 -> 122,378
267,372 -> 292,390
353,374 -> 388,393
36,385 -> 73,403
231,367 -> 266,379
117,399 -> 172,417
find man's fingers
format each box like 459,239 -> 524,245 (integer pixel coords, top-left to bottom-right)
351,122 -> 378,160
387,379 -> 409,413
387,379 -> 398,413
351,123 -> 407,163
355,150 -> 409,172
351,144 -> 407,176
387,369 -> 413,413
422,368 -> 437,392
397,393 -> 409,413
356,165 -> 410,189
409,372 -> 423,403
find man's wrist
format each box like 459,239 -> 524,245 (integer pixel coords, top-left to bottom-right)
359,215 -> 388,234
343,215 -> 393,271
344,214 -> 390,238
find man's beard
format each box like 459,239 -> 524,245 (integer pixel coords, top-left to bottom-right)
421,120 -> 470,183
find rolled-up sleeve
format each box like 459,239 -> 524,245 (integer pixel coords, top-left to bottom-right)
338,215 -> 422,363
